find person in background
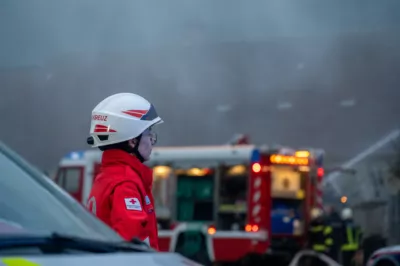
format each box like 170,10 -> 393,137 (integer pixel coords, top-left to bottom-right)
307,208 -> 334,255
325,205 -> 343,262
340,208 -> 362,266
85,93 -> 163,250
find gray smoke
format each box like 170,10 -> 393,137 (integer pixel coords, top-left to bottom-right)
1,0 -> 400,171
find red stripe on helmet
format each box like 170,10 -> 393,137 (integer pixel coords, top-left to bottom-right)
122,109 -> 148,118
94,124 -> 116,133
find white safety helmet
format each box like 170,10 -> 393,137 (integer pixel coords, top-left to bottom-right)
88,93 -> 163,148
310,208 -> 323,220
341,208 -> 353,220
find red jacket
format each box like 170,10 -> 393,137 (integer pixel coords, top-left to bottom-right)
86,149 -> 158,249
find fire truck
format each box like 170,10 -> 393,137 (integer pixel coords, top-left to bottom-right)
56,144 -> 325,265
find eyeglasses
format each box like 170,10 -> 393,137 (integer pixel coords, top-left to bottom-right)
142,128 -> 157,145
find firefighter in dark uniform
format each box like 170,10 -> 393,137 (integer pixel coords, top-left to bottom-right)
326,205 -> 343,261
308,208 -> 334,255
340,208 -> 362,266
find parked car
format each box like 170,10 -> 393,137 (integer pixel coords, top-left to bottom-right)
0,141 -> 199,266
367,245 -> 400,266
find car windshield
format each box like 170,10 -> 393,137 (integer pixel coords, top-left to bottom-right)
0,141 -> 122,242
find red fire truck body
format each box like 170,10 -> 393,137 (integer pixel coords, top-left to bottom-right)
56,144 -> 325,264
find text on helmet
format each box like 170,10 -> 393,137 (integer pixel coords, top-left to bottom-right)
92,115 -> 108,121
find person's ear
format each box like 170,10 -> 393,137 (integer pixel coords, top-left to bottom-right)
128,138 -> 138,148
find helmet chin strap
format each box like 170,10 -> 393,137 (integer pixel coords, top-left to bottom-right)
130,134 -> 144,163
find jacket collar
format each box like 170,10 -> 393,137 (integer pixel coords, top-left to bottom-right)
101,149 -> 153,189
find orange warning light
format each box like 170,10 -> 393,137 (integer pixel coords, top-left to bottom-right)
245,224 -> 252,232
207,226 -> 216,235
341,196 -> 348,204
270,154 -> 309,166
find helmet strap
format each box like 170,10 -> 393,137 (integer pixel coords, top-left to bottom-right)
131,134 -> 144,163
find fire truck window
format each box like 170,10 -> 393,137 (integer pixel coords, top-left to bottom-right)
217,212 -> 246,230
63,168 -> 81,193
152,166 -> 171,214
176,170 -> 214,222
193,202 -> 213,221
55,170 -> 65,187
153,176 -> 163,207
219,165 -> 248,205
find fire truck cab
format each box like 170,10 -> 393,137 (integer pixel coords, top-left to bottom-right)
56,144 -> 325,265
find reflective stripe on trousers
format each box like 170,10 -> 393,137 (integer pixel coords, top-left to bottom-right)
313,244 -> 327,252
341,227 -> 359,251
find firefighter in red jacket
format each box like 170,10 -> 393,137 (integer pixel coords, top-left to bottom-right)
85,93 -> 163,250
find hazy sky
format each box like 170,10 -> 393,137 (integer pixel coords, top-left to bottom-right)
1,0 -> 400,172
1,0 -> 399,67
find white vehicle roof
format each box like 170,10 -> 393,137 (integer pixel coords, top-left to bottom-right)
149,145 -> 255,168
59,145 -> 322,169
59,145 -> 257,168
59,150 -> 102,167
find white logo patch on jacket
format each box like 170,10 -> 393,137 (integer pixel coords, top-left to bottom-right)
124,198 -> 142,211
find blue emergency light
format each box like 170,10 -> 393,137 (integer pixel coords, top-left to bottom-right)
64,151 -> 84,160
315,153 -> 324,167
250,149 -> 260,163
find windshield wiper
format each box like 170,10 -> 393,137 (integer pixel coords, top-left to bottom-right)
0,233 -> 153,254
